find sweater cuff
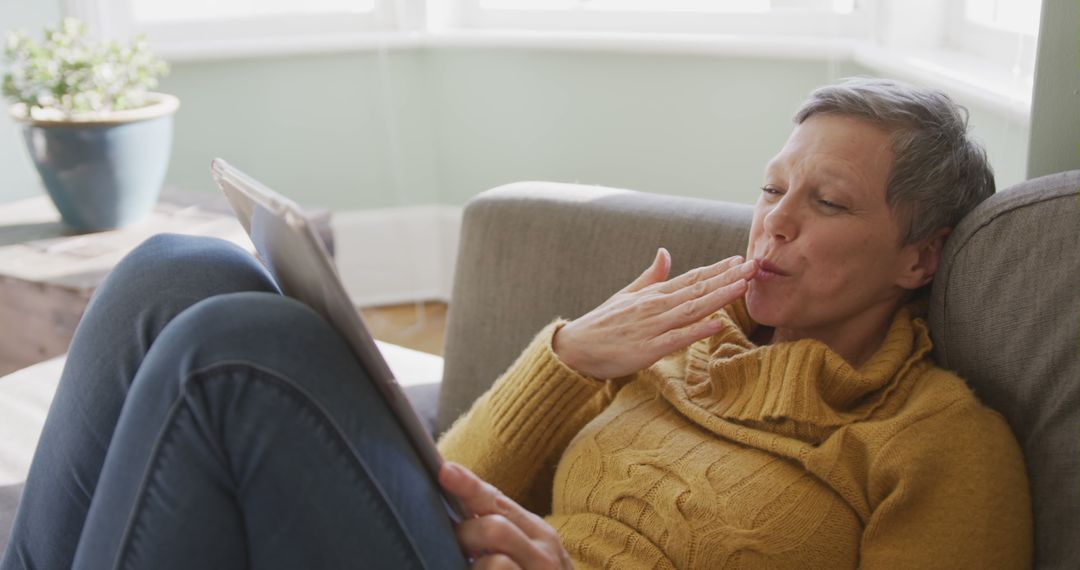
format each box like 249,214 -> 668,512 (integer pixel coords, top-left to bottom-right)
483,319 -> 610,450
437,319 -> 623,503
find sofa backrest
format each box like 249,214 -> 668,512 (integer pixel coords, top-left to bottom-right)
441,173 -> 1078,567
439,182 -> 752,432
929,170 -> 1080,569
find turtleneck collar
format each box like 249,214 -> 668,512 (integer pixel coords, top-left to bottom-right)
645,298 -> 934,444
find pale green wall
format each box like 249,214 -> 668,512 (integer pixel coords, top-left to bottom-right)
963,104 -> 1031,192
426,51 -> 860,207
0,9 -> 1033,208
160,51 -> 442,209
0,1 -> 62,203
156,51 -> 1027,210
158,51 -> 854,210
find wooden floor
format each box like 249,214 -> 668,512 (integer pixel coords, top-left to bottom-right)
359,301 -> 448,356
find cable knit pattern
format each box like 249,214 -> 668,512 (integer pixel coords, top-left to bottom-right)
438,300 -> 1032,569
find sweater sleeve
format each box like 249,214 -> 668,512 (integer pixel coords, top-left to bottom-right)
860,401 -> 1033,569
437,320 -> 624,515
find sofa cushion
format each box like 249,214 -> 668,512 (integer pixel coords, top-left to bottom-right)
929,170 -> 1080,568
0,357 -> 64,488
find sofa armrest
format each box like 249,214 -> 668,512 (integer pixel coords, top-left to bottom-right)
927,169 -> 1080,568
372,340 -> 444,435
437,181 -> 753,434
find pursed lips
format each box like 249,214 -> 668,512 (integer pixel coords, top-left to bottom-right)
753,258 -> 790,280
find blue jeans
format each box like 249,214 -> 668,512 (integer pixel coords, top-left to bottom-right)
0,234 -> 466,569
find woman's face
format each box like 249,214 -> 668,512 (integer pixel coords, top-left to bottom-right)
744,113 -> 932,344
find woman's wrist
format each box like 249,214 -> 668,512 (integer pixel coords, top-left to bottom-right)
550,324 -> 596,379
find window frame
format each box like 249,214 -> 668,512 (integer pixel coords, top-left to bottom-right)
453,0 -> 872,38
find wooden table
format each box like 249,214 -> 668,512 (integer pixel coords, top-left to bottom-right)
0,194 -> 332,376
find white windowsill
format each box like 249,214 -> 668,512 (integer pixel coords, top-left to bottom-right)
155,29 -> 1032,123
153,29 -> 856,61
853,44 -> 1033,123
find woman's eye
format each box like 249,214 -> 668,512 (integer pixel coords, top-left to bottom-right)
761,186 -> 782,195
818,199 -> 846,210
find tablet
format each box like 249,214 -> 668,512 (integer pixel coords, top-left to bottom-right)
209,158 -> 465,521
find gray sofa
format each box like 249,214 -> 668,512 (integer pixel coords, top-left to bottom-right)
437,172 -> 1079,568
1,172 -> 1077,567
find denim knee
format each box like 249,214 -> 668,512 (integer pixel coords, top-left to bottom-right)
136,291 -> 403,447
96,233 -> 279,307
145,291 -> 356,394
72,234 -> 280,355
96,291 -> 357,513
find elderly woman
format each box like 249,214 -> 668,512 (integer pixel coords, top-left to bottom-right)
2,77 -> 1030,570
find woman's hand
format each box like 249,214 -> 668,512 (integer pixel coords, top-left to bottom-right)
439,462 -> 572,570
553,248 -> 757,379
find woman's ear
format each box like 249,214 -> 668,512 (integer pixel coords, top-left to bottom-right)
897,227 -> 951,290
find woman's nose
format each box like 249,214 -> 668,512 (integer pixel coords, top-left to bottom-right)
763,198 -> 799,242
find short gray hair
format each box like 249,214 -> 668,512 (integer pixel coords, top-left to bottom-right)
793,77 -> 995,244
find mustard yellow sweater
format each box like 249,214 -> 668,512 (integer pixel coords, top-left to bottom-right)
438,301 -> 1032,569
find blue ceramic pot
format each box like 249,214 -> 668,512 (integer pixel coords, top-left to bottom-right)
12,93 -> 180,232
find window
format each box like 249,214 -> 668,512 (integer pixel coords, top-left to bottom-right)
477,0 -> 850,12
962,0 -> 1041,35
947,0 -> 1041,77
71,0 -> 416,57
130,0 -> 378,23
66,0 -> 1039,118
454,0 -> 867,37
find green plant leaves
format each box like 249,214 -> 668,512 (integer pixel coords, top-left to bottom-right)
1,17 -> 169,117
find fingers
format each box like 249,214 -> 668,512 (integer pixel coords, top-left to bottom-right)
440,461 -> 501,518
621,248 -> 671,293
441,462 -> 570,569
472,553 -> 521,570
651,307 -> 734,355
626,258 -> 753,332
457,515 -> 552,568
652,255 -> 747,295
655,270 -> 752,329
440,462 -> 552,538
660,258 -> 756,308
624,250 -> 745,298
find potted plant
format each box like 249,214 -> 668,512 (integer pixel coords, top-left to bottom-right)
3,17 -> 177,232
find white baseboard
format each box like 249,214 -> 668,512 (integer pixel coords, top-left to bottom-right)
331,205 -> 462,307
